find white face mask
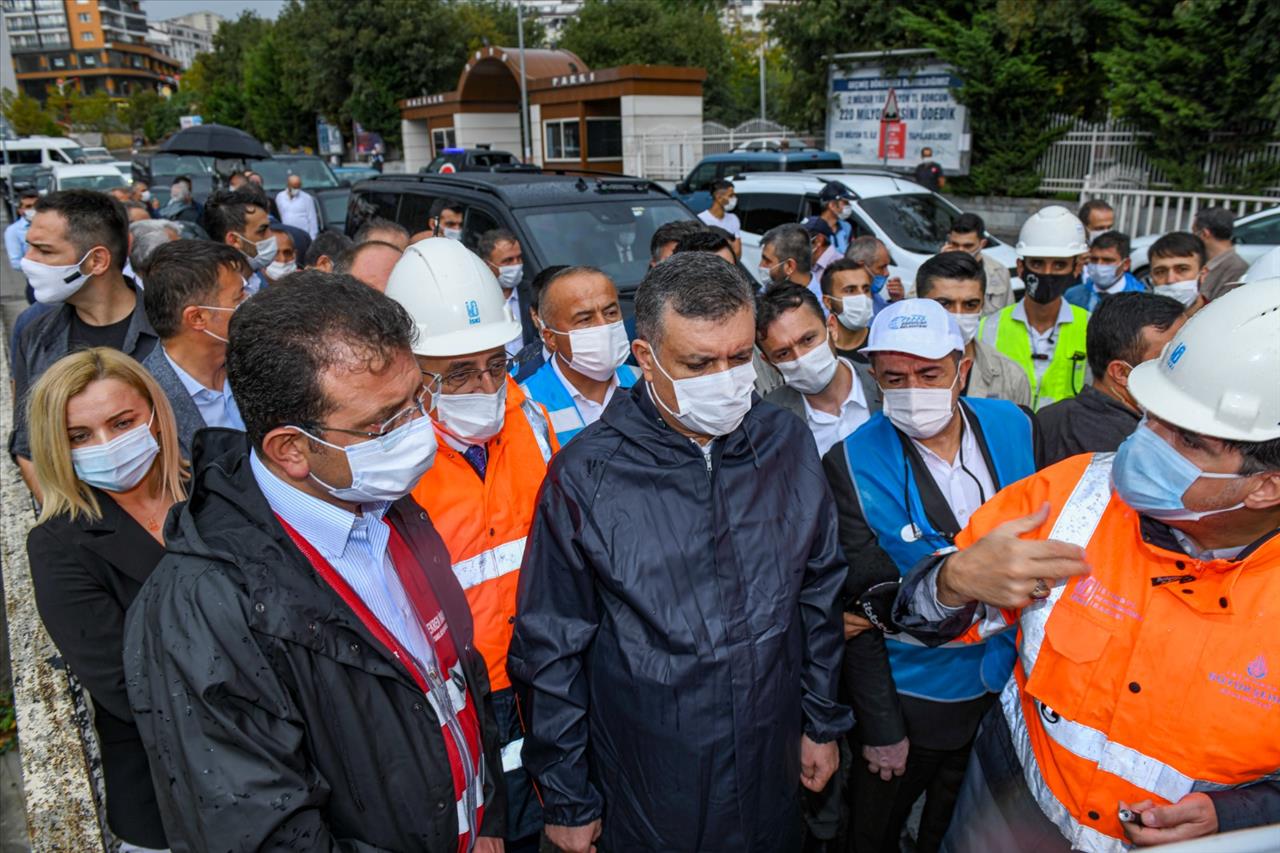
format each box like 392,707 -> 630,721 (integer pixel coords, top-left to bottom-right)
495,263 -> 523,290
266,259 -> 297,280
1086,263 -> 1121,291
1155,279 -> 1199,307
442,227 -> 463,242
836,204 -> 853,221
650,351 -> 756,437
723,196 -> 737,212
550,319 -> 630,382
71,413 -> 159,493
139,190 -> 151,202
21,249 -> 94,304
775,341 -> 839,395
834,293 -> 872,330
757,261 -> 783,287
1087,228 -> 1108,244
296,413 -> 438,503
287,187 -> 299,198
170,185 -> 189,202
951,311 -> 981,344
235,233 -> 278,271
434,381 -> 507,443
882,372 -> 960,439
22,208 -> 36,222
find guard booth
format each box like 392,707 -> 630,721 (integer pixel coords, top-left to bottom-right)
399,47 -> 705,176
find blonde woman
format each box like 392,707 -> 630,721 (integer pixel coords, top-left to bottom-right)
26,347 -> 185,852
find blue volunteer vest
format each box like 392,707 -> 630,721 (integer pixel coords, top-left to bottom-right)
844,397 -> 1035,701
520,359 -> 639,445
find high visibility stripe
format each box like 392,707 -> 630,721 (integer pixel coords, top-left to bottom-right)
1000,679 -> 1125,853
1018,453 -> 1114,675
501,737 -> 524,773
452,537 -> 527,591
547,405 -> 584,437
521,400 -> 554,464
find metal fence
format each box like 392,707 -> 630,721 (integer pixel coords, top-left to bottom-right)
1079,181 -> 1280,236
632,120 -> 819,181
1038,115 -> 1280,196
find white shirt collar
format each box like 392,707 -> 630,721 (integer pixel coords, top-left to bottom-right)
163,346 -> 225,396
800,358 -> 867,423
549,351 -> 620,405
1012,298 -> 1074,327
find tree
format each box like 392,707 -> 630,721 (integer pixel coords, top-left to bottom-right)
1096,0 -> 1280,191
1,90 -> 61,136
243,27 -> 312,147
197,11 -> 272,130
558,0 -> 737,124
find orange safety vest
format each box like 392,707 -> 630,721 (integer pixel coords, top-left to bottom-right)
411,377 -> 557,693
952,453 -> 1280,852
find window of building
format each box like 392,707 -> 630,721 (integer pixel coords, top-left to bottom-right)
9,15 -> 36,30
80,52 -> 96,66
80,31 -> 94,41
52,55 -> 66,67
78,11 -> 90,21
544,118 -> 581,161
431,127 -> 456,155
35,12 -> 64,26
586,118 -> 623,160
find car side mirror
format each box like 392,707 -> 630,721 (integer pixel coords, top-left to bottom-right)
675,181 -> 689,195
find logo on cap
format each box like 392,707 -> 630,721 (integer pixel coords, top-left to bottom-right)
465,300 -> 481,325
1167,343 -> 1186,368
889,314 -> 929,330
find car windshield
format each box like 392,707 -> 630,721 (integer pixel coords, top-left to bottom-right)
858,192 -> 961,255
60,173 -> 126,190
255,158 -> 340,191
61,146 -> 86,163
517,199 -> 692,290
150,154 -> 215,176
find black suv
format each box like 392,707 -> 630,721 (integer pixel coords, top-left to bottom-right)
345,172 -> 697,345
422,148 -> 535,174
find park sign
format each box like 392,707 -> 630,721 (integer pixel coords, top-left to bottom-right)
826,56 -> 970,175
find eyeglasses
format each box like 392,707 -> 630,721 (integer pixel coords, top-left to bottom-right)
309,382 -> 433,447
423,357 -> 512,394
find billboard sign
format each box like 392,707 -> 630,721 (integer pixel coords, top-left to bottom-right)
827,60 -> 969,174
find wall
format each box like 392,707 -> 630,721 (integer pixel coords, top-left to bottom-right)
947,195 -> 1063,242
529,104 -> 543,166
452,112 -> 522,159
620,94 -> 702,178
400,118 -> 432,173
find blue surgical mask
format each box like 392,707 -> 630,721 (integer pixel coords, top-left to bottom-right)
871,274 -> 888,294
1111,420 -> 1250,521
1086,263 -> 1120,290
71,413 -> 159,493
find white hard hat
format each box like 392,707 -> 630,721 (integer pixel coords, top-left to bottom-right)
1128,277 -> 1280,442
1015,205 -> 1090,259
1243,245 -> 1280,283
384,238 -> 523,357
863,298 -> 965,360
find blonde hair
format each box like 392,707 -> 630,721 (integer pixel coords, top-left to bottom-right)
28,348 -> 187,523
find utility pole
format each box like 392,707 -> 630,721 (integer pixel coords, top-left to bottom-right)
517,1 -> 532,163
758,36 -> 766,123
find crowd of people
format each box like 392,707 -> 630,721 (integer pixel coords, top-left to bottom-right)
3,175 -> 1279,853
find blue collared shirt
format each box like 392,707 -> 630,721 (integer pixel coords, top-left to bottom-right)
162,347 -> 246,431
249,451 -> 439,674
5,217 -> 28,270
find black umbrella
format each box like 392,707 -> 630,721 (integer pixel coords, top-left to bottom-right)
158,123 -> 270,159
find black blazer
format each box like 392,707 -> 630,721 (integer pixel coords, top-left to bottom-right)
27,490 -> 168,848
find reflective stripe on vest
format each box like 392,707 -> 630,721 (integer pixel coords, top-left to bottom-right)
501,737 -> 525,773
452,536 -> 527,591
520,361 -> 639,445
979,305 -> 1089,410
521,399 -> 554,464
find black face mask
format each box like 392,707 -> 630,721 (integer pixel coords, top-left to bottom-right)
1023,269 -> 1076,304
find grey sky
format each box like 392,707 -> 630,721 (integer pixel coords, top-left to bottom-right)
139,0 -> 286,23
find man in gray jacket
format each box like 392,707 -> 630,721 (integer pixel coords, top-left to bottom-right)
916,252 -> 1032,407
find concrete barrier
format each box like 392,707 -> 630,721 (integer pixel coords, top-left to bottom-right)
0,323 -> 107,851
947,195 -> 1065,243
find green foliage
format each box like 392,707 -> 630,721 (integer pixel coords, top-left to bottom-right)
1096,0 -> 1280,191
195,12 -> 273,132
242,27 -> 312,147
1,90 -> 61,136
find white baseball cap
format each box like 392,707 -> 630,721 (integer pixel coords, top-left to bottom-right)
863,298 -> 965,360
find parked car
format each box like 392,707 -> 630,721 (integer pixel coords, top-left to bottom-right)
50,163 -> 128,192
333,165 -> 382,184
724,169 -> 1019,295
1129,205 -> 1280,280
81,146 -> 116,164
673,148 -> 845,213
111,161 -> 134,184
345,171 -> 697,345
1243,244 -> 1280,283
0,136 -> 86,182
1,164 -> 54,217
421,147 -> 533,174
132,152 -> 217,206
255,154 -> 351,232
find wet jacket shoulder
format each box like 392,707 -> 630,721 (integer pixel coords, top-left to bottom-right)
124,429 -> 504,853
510,384 -> 852,848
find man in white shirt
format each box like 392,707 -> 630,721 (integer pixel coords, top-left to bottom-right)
140,240 -> 251,458
274,174 -> 319,239
757,283 -> 879,456
697,179 -> 742,259
820,298 -> 1039,853
519,266 -> 640,445
476,228 -> 528,358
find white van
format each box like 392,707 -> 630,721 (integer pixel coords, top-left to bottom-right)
0,136 -> 87,181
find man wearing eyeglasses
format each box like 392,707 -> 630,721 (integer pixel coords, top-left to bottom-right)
387,238 -> 560,852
